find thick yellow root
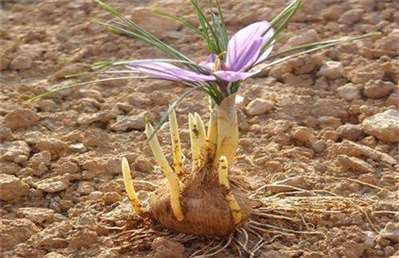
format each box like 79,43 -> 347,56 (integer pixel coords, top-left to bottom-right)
169,108 -> 184,177
145,123 -> 184,221
189,113 -> 204,172
217,156 -> 242,225
194,112 -> 207,163
121,157 -> 144,215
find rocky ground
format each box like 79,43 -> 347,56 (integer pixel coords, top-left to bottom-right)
0,0 -> 398,257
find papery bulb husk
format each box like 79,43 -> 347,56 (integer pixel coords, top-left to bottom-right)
214,94 -> 239,168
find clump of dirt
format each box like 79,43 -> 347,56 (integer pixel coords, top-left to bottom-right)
0,0 -> 398,257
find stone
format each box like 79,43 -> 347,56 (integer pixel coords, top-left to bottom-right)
152,237 -> 185,258
337,155 -> 374,173
30,221 -> 72,249
28,151 -> 51,176
337,124 -> 364,141
311,140 -> 327,153
0,174 -> 29,201
380,222 -> 399,243
69,143 -> 87,153
134,155 -> 153,173
386,92 -> 399,108
284,29 -> 320,47
292,126 -> 316,145
0,219 -> 40,250
339,8 -> 363,25
54,160 -> 80,174
318,116 -> 342,129
312,98 -> 348,118
363,80 -> 395,99
82,159 -> 107,177
362,109 -> 399,143
337,84 -> 361,101
321,5 -> 342,20
36,139 -> 68,157
37,99 -> 58,112
348,64 -> 384,84
10,54 -> 33,70
88,191 -> 104,200
43,252 -> 66,258
317,61 -> 344,80
4,109 -> 39,130
82,129 -> 111,148
29,151 -> 51,166
0,126 -> 13,142
110,112 -> 147,131
77,181 -> 95,195
16,207 -> 55,226
68,229 -> 98,249
103,192 -> 122,205
336,140 -> 396,165
0,140 -> 31,164
77,113 -> 103,125
35,176 -> 69,193
376,29 -> 399,53
106,158 -> 122,175
245,98 -> 274,115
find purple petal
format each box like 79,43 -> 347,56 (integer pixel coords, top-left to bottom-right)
127,60 -> 216,82
213,70 -> 257,82
226,21 -> 274,71
229,38 -> 265,72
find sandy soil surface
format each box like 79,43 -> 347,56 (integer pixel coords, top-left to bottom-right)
0,0 -> 398,257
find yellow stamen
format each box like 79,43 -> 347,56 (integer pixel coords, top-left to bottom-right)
213,55 -> 221,71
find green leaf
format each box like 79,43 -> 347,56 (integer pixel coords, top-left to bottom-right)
261,0 -> 303,53
210,10 -> 228,54
190,0 -> 221,53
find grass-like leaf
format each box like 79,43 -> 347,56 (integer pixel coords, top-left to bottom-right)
190,0 -> 220,53
254,32 -> 380,71
261,0 -> 303,53
28,76 -> 149,102
95,0 -> 195,66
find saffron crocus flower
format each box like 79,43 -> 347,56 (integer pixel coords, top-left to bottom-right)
126,21 -> 274,84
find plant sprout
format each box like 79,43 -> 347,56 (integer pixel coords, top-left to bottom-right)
33,0 -> 379,254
